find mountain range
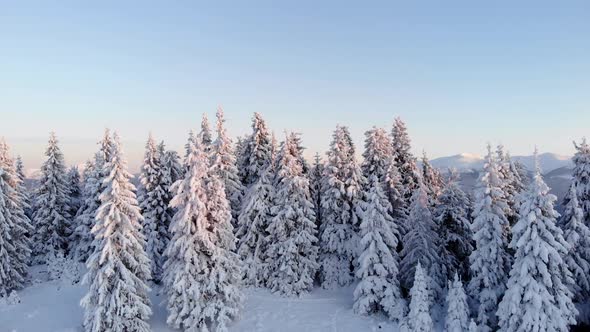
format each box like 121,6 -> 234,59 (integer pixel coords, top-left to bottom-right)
430,152 -> 573,174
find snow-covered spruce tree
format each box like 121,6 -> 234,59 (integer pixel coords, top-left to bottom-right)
265,133 -> 319,296
391,117 -> 420,204
406,263 -> 433,332
310,152 -> 324,229
319,126 -> 362,288
15,156 -> 33,219
573,138 -> 590,226
164,134 -> 242,331
212,107 -> 244,224
445,273 -> 470,332
433,171 -> 473,280
81,133 -> 152,332
385,160 -> 408,244
184,130 -> 196,166
353,174 -> 403,320
468,145 -> 510,331
399,183 -> 445,297
0,142 -> 33,284
561,183 -> 590,300
240,112 -> 273,188
496,145 -> 519,227
70,158 -> 100,262
200,112 -> 213,150
497,155 -> 577,332
32,132 -> 72,262
204,157 -> 244,330
235,165 -> 274,287
66,166 -> 82,220
138,134 -> 172,283
361,127 -> 393,188
421,152 -> 443,204
160,144 -> 183,186
0,169 -> 22,297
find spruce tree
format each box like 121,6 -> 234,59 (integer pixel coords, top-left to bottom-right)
391,117 -> 420,204
561,183 -> 590,300
353,174 -> 403,320
468,145 -> 510,331
212,107 -> 244,224
81,133 -> 152,332
200,112 -> 213,149
32,132 -> 72,262
319,126 -> 361,288
15,156 -> 33,219
496,145 -> 519,227
240,112 -> 272,188
361,127 -> 393,187
386,160 -> 408,244
66,166 -> 82,220
400,183 -> 445,296
70,159 -> 100,262
433,171 -> 473,280
265,133 -> 319,296
406,263 -> 433,332
160,145 -> 183,186
421,152 -> 443,204
310,152 -> 324,229
235,165 -> 274,286
572,138 -> 590,226
445,273 -> 470,332
138,133 -> 172,283
164,134 -> 242,331
497,155 -> 577,331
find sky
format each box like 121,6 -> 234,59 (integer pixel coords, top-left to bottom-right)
1,1 -> 589,172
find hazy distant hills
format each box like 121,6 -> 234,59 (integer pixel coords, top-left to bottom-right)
430,152 -> 572,174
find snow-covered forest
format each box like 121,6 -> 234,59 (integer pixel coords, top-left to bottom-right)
1,110 -> 590,332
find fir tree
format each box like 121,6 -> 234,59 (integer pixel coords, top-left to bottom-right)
561,183 -> 590,300
445,273 -> 470,332
400,183 -> 445,297
572,138 -> 590,226
265,133 -> 319,296
319,126 -> 362,288
212,107 -> 244,224
310,152 -> 324,229
70,159 -> 100,262
15,156 -> 33,219
421,152 -> 443,203
433,171 -> 473,280
353,174 -> 403,320
160,146 -> 183,186
497,154 -> 577,331
406,263 -> 433,332
235,165 -> 274,287
385,160 -> 408,244
240,112 -> 272,188
66,166 -> 82,219
362,127 -> 393,189
391,117 -> 420,204
32,132 -> 72,261
81,133 -> 152,332
138,134 -> 172,283
200,113 -> 213,149
164,134 -> 242,331
468,145 -> 510,331
496,145 -> 519,227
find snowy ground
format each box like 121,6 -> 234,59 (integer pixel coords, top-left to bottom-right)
0,267 -> 395,332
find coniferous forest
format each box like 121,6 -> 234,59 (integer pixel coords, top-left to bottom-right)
2,110 -> 590,332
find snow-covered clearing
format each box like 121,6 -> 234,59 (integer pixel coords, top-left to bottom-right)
0,267 -> 395,332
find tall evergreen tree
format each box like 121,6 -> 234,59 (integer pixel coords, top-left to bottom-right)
160,145 -> 183,186
81,133 -> 152,332
406,263 -> 433,332
15,156 -> 33,219
164,134 -> 243,331
353,174 -> 403,320
310,152 -> 324,229
468,145 -> 510,331
496,145 -> 519,227
572,138 -> 590,226
212,107 -> 244,224
399,183 -> 445,297
361,127 -> 393,187
0,169 -> 23,296
240,112 -> 272,188
421,152 -> 443,203
385,160 -> 408,244
70,159 -> 100,262
561,183 -> 590,300
497,155 -> 577,331
391,117 -> 420,204
138,134 -> 172,283
265,133 -> 319,296
32,132 -> 72,261
319,126 -> 362,288
433,171 -> 473,280
66,166 -> 82,219
445,273 -> 470,332
200,113 -> 213,150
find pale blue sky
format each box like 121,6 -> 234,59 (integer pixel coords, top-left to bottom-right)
1,1 -> 589,172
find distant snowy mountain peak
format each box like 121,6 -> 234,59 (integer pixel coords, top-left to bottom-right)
430,152 -> 572,174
